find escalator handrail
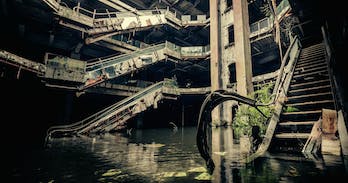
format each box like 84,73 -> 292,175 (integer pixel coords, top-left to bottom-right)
46,81 -> 166,138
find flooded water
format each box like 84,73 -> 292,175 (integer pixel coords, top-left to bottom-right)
9,127 -> 348,182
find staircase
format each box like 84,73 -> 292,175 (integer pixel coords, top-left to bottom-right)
270,43 -> 335,153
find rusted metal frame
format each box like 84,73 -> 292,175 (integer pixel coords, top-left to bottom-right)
94,42 -> 134,54
0,58 -> 43,75
76,82 -> 165,134
88,107 -> 132,134
81,76 -> 107,90
83,48 -> 165,90
87,87 -> 136,96
46,86 -> 133,137
42,0 -> 60,12
83,93 -> 154,134
59,20 -> 141,53
85,25 -> 160,44
97,107 -> 134,133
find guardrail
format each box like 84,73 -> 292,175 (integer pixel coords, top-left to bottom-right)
272,35 -> 300,99
244,34 -> 301,163
249,0 -> 291,38
46,80 -> 170,138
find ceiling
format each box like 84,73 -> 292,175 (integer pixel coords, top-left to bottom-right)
0,0 -> 284,87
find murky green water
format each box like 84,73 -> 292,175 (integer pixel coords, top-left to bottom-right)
9,127 -> 348,182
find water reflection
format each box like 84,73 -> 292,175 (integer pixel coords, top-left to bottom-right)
47,128 -> 206,182
10,127 -> 348,182
210,127 -> 348,183
212,127 -> 245,183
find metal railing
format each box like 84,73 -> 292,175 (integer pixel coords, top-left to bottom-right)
86,43 -> 165,69
46,80 -> 169,139
250,17 -> 273,37
272,35 -> 301,99
86,41 -> 210,71
249,0 -> 291,38
44,0 -> 208,28
245,34 -> 301,163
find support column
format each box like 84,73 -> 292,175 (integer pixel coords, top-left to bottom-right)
233,0 -> 253,95
210,0 -> 222,123
210,1 -> 222,181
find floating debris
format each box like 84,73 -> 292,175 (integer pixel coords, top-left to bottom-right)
113,174 -> 129,180
194,172 -> 213,181
48,180 -> 54,183
161,172 -> 187,178
174,172 -> 187,177
98,178 -> 105,182
287,166 -> 299,177
144,143 -> 165,148
187,167 -> 207,173
101,169 -> 122,177
213,151 -> 227,156
163,172 -> 176,177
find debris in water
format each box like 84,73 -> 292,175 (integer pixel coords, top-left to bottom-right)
144,143 -> 165,148
48,180 -> 54,183
174,172 -> 187,177
187,167 -> 207,173
288,166 -> 299,177
163,172 -> 176,177
194,172 -> 213,180
113,174 -> 129,180
162,172 -> 187,177
98,178 -> 105,182
102,169 -> 122,177
213,151 -> 227,156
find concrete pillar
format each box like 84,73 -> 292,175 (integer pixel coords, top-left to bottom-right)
210,0 -> 233,124
210,1 -> 223,180
233,0 -> 253,95
210,0 -> 222,124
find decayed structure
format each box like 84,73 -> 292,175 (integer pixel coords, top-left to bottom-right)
0,0 -> 347,157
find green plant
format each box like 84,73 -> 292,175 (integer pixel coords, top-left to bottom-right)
233,83 -> 274,139
283,106 -> 300,112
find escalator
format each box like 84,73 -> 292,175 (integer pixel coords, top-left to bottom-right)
0,41 -> 209,89
46,81 -> 175,138
45,41 -> 208,89
0,50 -> 46,75
42,0 -> 208,44
270,43 -> 336,153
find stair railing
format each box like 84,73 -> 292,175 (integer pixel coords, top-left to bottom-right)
272,35 -> 301,101
245,34 -> 302,163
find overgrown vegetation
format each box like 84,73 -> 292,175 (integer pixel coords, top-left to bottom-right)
232,83 -> 274,139
283,106 -> 300,112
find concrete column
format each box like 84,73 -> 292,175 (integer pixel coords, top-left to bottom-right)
210,1 -> 223,180
233,0 -> 253,95
210,0 -> 222,123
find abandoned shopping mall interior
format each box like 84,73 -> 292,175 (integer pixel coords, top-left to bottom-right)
1,0 -> 348,182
